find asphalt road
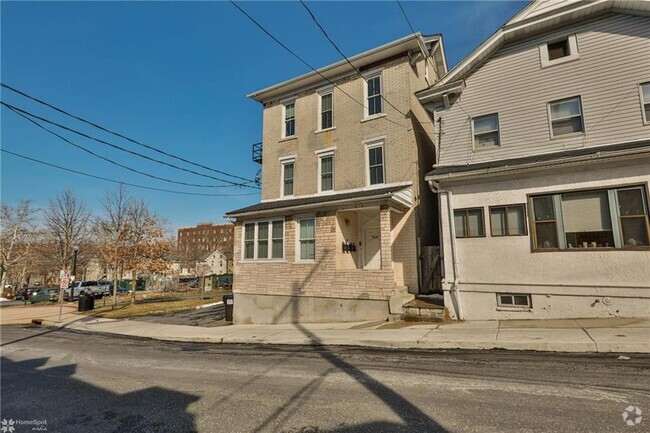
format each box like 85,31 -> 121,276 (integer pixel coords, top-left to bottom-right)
1,325 -> 648,433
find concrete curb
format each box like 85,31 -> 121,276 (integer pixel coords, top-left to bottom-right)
39,318 -> 650,353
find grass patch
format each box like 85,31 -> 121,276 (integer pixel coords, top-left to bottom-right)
91,298 -> 219,319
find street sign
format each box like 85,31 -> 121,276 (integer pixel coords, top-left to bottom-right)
60,278 -> 70,289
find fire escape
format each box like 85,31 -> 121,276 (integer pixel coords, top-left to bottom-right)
252,142 -> 262,185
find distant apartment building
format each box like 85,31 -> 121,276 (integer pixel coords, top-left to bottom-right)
177,223 -> 234,264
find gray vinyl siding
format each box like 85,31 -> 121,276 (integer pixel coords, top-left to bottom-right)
438,13 -> 650,166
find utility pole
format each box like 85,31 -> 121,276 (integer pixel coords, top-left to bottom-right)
70,245 -> 79,299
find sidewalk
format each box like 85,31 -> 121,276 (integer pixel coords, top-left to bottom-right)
25,307 -> 649,353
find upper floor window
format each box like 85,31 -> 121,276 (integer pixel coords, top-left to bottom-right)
319,92 -> 333,130
530,185 -> 650,251
281,159 -> 295,197
454,208 -> 485,238
640,82 -> 650,125
548,96 -> 584,137
366,141 -> 385,186
472,114 -> 500,148
283,102 -> 295,138
365,74 -> 383,117
540,34 -> 579,68
319,154 -> 333,192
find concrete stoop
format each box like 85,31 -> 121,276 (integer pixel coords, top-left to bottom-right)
402,297 -> 445,322
388,287 -> 415,319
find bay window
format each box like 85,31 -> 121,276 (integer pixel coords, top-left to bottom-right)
530,185 -> 649,250
242,220 -> 284,260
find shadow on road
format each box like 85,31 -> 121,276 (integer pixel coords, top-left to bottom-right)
0,356 -> 199,432
257,251 -> 449,432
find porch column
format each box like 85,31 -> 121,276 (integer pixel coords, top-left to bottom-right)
379,205 -> 392,270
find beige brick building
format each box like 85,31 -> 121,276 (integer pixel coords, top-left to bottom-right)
226,34 -> 446,324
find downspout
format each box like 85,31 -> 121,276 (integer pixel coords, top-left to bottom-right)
429,179 -> 464,321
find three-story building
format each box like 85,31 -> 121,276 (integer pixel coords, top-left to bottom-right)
227,34 -> 446,323
417,0 -> 650,320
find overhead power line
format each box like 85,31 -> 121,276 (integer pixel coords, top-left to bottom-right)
299,0 -> 410,119
229,1 -> 408,130
1,102 -> 260,189
5,105 -> 241,189
0,82 -> 256,185
0,149 -> 259,197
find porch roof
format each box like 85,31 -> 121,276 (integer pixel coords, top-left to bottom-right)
426,140 -> 650,184
225,185 -> 412,218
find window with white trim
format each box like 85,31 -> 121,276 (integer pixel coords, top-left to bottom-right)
366,75 -> 383,117
530,185 -> 650,251
640,82 -> 650,124
367,144 -> 385,186
320,92 -> 333,130
283,102 -> 295,138
548,96 -> 584,137
540,35 -> 579,68
319,154 -> 333,192
282,161 -> 294,197
242,220 -> 284,260
472,113 -> 500,148
298,218 -> 316,261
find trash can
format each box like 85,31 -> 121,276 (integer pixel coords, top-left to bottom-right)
222,294 -> 234,322
87,294 -> 95,311
78,292 -> 88,312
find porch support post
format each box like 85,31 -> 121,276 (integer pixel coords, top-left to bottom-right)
379,205 -> 392,270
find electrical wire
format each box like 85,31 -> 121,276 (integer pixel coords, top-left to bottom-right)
1,101 -> 260,189
299,0 -> 410,119
0,149 -> 260,197
5,104 -> 243,189
0,82 -> 257,184
229,0 -> 409,130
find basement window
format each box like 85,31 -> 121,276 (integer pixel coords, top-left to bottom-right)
497,293 -> 532,308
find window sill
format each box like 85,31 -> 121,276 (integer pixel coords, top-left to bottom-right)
531,246 -> 650,253
361,113 -> 386,123
496,307 -> 532,312
315,127 -> 336,134
472,144 -> 501,152
549,131 -> 584,140
240,259 -> 287,264
279,136 -> 297,143
540,55 -> 580,69
294,260 -> 316,265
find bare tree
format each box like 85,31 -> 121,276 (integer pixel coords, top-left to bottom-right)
0,201 -> 38,292
42,190 -> 91,278
124,198 -> 171,303
94,184 -> 132,308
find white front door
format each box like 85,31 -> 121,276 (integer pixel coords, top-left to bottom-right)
364,228 -> 381,270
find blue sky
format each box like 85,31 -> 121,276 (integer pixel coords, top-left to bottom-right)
1,1 -> 526,230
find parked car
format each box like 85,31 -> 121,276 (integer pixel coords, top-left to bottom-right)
16,287 -> 40,301
64,280 -> 102,300
48,288 -> 60,302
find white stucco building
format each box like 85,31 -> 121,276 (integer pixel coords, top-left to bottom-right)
417,0 -> 650,320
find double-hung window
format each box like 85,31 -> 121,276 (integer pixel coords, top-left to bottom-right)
549,96 -> 584,137
490,204 -> 527,236
281,160 -> 294,197
366,74 -> 383,117
319,92 -> 333,130
530,185 -> 650,250
243,220 -> 284,260
454,208 -> 485,238
367,143 -> 385,186
472,114 -> 500,148
283,102 -> 295,138
320,154 -> 333,192
298,218 -> 316,261
640,82 -> 650,124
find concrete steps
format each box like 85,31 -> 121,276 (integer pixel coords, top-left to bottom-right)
402,296 -> 445,322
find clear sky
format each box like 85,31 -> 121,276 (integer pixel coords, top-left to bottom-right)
1,1 -> 526,230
